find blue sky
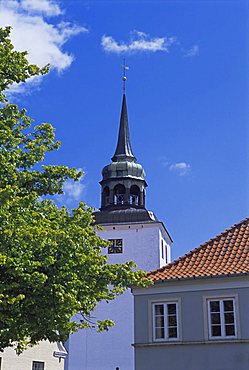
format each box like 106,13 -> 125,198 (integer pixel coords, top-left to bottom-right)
1,0 -> 248,260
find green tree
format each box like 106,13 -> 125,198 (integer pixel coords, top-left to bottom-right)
0,27 -> 149,353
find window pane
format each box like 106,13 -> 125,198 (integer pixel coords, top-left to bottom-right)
224,312 -> 234,324
168,327 -> 177,338
211,325 -> 221,336
225,324 -> 235,336
155,327 -> 164,339
210,301 -> 220,312
167,304 -> 176,315
155,316 -> 164,327
168,315 -> 177,326
209,298 -> 237,339
223,300 -> 234,312
210,313 -> 221,324
155,304 -> 164,315
32,362 -> 44,370
154,302 -> 178,341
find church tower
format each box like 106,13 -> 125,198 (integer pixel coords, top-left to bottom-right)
98,93 -> 147,214
66,74 -> 172,370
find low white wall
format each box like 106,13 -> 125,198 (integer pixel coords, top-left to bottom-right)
1,341 -> 65,370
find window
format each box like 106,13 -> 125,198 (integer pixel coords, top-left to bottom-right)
207,298 -> 237,339
161,240 -> 168,262
114,193 -> 125,205
153,302 -> 179,341
102,186 -> 110,206
32,361 -> 44,370
130,185 -> 140,206
161,240 -> 164,259
114,184 -> 126,205
130,194 -> 139,205
108,239 -> 123,254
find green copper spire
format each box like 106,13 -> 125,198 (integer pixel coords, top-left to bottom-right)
112,94 -> 136,162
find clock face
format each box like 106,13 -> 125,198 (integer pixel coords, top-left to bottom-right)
108,239 -> 123,254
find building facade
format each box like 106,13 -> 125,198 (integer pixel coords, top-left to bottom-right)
66,92 -> 172,370
133,217 -> 249,370
0,341 -> 67,370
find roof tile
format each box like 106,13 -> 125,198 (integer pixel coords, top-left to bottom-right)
147,217 -> 249,281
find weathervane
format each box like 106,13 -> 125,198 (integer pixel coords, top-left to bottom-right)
122,58 -> 129,93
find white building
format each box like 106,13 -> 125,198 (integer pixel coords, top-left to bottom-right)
1,341 -> 67,370
66,91 -> 172,370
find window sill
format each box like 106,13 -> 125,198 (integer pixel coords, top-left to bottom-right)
208,336 -> 237,341
133,339 -> 249,348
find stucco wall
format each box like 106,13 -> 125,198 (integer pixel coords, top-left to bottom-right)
135,342 -> 249,370
1,341 -> 65,370
133,276 -> 249,370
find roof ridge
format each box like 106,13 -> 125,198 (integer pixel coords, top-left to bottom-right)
147,216 -> 249,277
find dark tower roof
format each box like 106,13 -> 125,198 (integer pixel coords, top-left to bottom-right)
94,89 -> 156,225
112,94 -> 136,162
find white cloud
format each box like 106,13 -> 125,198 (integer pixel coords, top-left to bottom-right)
5,75 -> 43,98
184,45 -> 199,58
158,156 -> 170,168
169,162 -> 191,176
56,169 -> 86,207
63,168 -> 86,201
0,0 -> 87,95
101,30 -> 176,54
21,0 -> 62,16
63,178 -> 86,201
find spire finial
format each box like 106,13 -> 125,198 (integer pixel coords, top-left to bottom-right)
122,59 -> 129,94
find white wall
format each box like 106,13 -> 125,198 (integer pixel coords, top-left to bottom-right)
1,341 -> 65,370
99,222 -> 171,268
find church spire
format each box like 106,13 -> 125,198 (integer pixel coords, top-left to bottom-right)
111,94 -> 136,162
98,65 -> 147,213
112,62 -> 136,162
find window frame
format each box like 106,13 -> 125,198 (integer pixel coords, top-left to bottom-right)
207,297 -> 238,340
152,301 -> 180,342
32,361 -> 45,370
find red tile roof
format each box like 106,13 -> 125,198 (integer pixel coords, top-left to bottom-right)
148,217 -> 249,281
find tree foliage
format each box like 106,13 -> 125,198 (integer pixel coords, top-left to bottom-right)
0,27 -> 149,353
